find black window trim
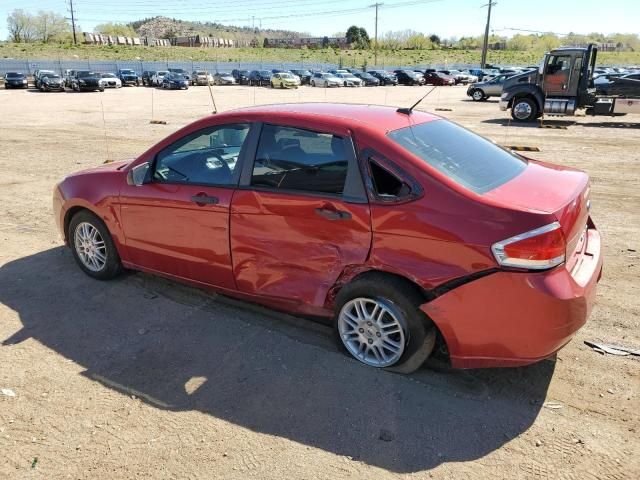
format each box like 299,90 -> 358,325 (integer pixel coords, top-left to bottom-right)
238,122 -> 367,204
149,122 -> 259,189
358,147 -> 424,204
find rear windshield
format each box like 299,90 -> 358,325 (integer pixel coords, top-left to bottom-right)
6,73 -> 24,78
387,120 -> 527,194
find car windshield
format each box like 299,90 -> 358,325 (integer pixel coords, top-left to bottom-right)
77,71 -> 96,78
387,120 -> 527,194
196,71 -> 207,75
101,73 -> 116,78
44,74 -> 61,79
120,70 -> 135,74
157,71 -> 168,76
6,73 -> 25,78
280,73 -> 294,79
296,70 -> 311,75
169,69 -> 185,73
259,71 -> 271,76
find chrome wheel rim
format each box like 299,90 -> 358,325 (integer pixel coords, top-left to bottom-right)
514,101 -> 532,120
473,90 -> 483,100
338,297 -> 406,367
74,222 -> 107,272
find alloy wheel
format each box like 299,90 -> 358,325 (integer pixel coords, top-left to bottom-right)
74,222 -> 107,272
338,297 -> 406,367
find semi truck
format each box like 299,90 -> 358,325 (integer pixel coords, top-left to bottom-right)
500,44 -> 640,122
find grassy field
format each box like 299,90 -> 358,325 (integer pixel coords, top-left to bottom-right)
2,42 -> 639,67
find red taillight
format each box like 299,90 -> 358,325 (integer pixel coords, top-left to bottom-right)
492,222 -> 566,270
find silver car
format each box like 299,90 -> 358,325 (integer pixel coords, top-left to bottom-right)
311,72 -> 342,88
334,73 -> 363,87
467,74 -> 509,101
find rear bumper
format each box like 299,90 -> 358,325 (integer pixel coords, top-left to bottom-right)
421,228 -> 603,369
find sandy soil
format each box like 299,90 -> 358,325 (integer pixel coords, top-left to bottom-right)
0,84 -> 638,479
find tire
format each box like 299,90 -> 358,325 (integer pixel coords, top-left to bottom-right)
311,80 -> 316,87
471,89 -> 485,102
334,273 -> 436,373
271,81 -> 275,88
68,210 -> 123,280
511,97 -> 538,122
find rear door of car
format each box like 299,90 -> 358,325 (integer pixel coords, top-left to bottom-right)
230,121 -> 371,310
119,123 -> 258,289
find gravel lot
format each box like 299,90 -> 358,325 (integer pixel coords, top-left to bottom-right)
0,84 -> 638,479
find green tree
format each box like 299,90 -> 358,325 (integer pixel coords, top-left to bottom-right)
346,25 -> 370,49
95,22 -> 137,37
429,34 -> 440,45
6,9 -> 36,42
34,11 -> 69,43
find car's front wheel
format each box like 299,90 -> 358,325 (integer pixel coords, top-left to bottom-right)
335,274 -> 435,373
471,88 -> 486,101
511,97 -> 538,122
69,210 -> 123,280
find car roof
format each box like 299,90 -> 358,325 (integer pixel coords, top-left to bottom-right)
223,103 -> 440,133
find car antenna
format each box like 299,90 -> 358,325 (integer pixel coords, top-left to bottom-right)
397,86 -> 437,115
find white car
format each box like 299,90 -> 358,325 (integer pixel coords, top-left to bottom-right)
151,71 -> 169,86
99,73 -> 122,89
334,73 -> 363,87
447,70 -> 478,84
311,72 -> 342,88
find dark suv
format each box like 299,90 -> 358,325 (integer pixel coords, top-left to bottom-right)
248,70 -> 272,86
117,69 -> 139,86
167,68 -> 190,82
290,69 -> 312,85
141,70 -> 156,86
4,72 -> 28,89
393,70 -> 424,86
231,69 -> 251,85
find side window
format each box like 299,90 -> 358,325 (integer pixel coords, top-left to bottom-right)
251,124 -> 348,195
546,55 -> 572,75
363,150 -> 420,203
154,124 -> 250,186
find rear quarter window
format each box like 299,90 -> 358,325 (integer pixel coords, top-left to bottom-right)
387,120 -> 527,194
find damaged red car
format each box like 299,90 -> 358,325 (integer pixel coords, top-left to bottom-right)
53,103 -> 603,372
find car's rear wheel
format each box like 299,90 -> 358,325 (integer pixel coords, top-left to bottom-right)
471,88 -> 485,101
511,97 -> 538,122
335,274 -> 435,373
69,210 -> 123,280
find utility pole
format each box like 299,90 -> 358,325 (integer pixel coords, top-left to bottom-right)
480,1 -> 496,69
68,0 -> 77,45
370,3 -> 383,67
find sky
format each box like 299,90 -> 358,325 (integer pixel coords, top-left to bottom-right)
1,0 -> 639,40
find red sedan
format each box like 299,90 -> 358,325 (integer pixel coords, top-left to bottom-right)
423,71 -> 455,86
53,103 -> 602,372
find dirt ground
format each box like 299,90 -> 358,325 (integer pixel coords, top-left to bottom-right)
0,84 -> 638,480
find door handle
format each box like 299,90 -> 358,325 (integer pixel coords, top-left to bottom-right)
315,207 -> 351,221
191,193 -> 219,205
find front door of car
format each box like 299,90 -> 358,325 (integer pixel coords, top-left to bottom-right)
119,123 -> 254,290
230,123 -> 371,310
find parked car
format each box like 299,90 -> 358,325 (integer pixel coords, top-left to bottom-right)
437,70 -> 477,85
4,72 -> 28,89
290,69 -> 312,85
248,70 -> 272,86
467,68 -> 499,82
393,70 -> 424,86
311,72 -> 342,88
596,73 -> 640,96
34,70 -> 56,89
467,74 -> 509,101
369,70 -> 398,86
167,68 -> 190,82
53,103 -> 602,372
70,71 -> 104,92
151,71 -> 169,86
161,72 -> 189,90
423,71 -> 455,86
63,69 -> 77,88
213,72 -> 235,86
271,72 -> 300,89
334,72 -> 363,87
192,70 -> 213,86
99,73 -> 122,89
38,73 -> 65,92
231,69 -> 251,85
117,69 -> 139,86
141,71 -> 156,86
352,71 -> 380,86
